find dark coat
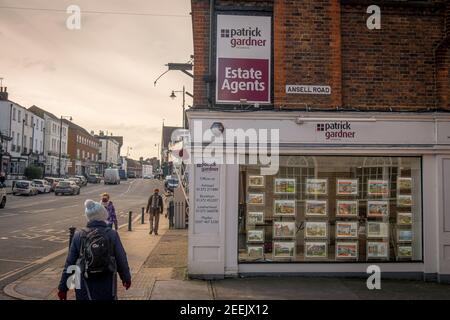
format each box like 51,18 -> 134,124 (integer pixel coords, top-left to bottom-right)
58,221 -> 131,300
146,193 -> 164,214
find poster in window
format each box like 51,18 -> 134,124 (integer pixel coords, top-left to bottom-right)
274,200 -> 296,217
367,180 -> 389,196
274,178 -> 296,194
397,195 -> 412,207
306,179 -> 328,195
247,212 -> 264,225
397,212 -> 412,226
247,193 -> 264,205
336,242 -> 358,259
397,229 -> 413,243
367,222 -> 389,238
248,175 -> 265,188
273,241 -> 295,259
305,241 -> 328,259
336,222 -> 359,239
397,177 -> 412,194
247,245 -> 264,258
336,200 -> 358,217
336,179 -> 358,195
247,229 -> 264,243
367,201 -> 389,218
273,221 -> 296,238
397,245 -> 412,258
367,241 -> 389,258
305,222 -> 328,239
305,200 -> 328,217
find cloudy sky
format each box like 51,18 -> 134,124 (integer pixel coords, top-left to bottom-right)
0,0 -> 193,159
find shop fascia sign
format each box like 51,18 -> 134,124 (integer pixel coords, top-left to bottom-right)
216,14 -> 272,104
286,85 -> 331,95
296,118 -> 371,140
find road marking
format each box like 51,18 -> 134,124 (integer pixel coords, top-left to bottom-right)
60,204 -> 79,209
1,237 -> 8,240
0,258 -> 33,264
28,208 -> 55,213
0,214 -> 19,218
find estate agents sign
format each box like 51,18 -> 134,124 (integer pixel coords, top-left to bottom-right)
216,14 -> 272,104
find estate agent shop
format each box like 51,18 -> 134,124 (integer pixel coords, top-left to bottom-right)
187,111 -> 450,283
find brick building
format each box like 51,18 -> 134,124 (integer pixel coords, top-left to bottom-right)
187,0 -> 450,282
66,121 -> 99,176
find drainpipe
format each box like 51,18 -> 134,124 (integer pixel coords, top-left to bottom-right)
207,0 -> 215,108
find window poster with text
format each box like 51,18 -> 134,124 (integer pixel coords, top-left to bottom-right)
216,14 -> 272,104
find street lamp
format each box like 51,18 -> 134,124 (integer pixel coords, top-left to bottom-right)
58,116 -> 72,177
170,86 -> 193,129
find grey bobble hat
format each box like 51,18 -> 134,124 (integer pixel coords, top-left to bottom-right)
84,199 -> 108,222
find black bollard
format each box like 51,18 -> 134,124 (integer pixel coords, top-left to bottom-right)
141,207 -> 145,224
128,211 -> 133,231
69,226 -> 76,248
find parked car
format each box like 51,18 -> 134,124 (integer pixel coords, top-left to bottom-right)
127,171 -> 136,179
87,174 -> 101,184
13,180 -> 39,196
0,182 -> 6,208
54,180 -> 80,196
32,179 -> 52,193
45,177 -> 64,191
68,177 -> 82,187
118,169 -> 127,180
75,175 -> 88,186
143,174 -> 153,179
104,168 -> 121,185
164,176 -> 179,192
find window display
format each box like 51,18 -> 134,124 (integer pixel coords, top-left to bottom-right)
239,156 -> 423,263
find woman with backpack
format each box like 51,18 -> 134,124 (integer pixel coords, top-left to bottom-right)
101,193 -> 118,230
57,199 -> 131,300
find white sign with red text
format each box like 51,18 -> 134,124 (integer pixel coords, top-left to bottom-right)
216,14 -> 271,104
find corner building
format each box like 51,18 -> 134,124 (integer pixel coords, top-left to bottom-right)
187,0 -> 450,283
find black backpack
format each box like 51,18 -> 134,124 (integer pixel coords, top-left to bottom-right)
79,228 -> 114,277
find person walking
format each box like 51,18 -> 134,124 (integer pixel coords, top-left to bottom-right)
146,188 -> 163,235
101,193 -> 118,230
57,200 -> 131,300
166,192 -> 175,229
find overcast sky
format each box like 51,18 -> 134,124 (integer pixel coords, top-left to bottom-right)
0,0 -> 193,159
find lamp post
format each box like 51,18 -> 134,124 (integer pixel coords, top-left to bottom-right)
170,86 -> 193,129
58,116 -> 72,177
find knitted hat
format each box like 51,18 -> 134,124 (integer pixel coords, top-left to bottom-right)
84,199 -> 108,222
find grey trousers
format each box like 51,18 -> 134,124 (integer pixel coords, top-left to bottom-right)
149,212 -> 160,233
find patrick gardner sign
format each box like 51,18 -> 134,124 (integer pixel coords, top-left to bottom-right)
194,163 -> 220,234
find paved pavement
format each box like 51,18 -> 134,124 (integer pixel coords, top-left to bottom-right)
2,178 -> 450,300
0,178 -> 159,298
3,211 -> 450,300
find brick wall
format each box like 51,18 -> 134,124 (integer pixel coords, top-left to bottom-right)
191,0 -> 449,110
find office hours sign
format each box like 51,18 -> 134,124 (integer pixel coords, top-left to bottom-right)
194,163 -> 220,234
216,14 -> 272,104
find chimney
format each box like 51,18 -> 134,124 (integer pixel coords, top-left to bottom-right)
0,86 -> 8,101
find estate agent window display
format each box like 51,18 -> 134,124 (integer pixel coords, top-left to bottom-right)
239,156 -> 422,263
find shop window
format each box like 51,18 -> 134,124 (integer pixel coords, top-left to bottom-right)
239,156 -> 422,263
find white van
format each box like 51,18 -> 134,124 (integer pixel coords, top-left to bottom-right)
104,168 -> 120,185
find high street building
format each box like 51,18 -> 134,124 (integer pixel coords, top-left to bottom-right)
187,0 -> 450,282
0,89 -> 45,181
96,132 -> 122,173
29,105 -> 70,177
66,121 -> 99,176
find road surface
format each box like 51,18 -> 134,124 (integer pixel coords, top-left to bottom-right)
0,178 -> 161,297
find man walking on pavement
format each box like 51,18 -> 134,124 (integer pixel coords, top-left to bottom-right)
146,188 -> 164,235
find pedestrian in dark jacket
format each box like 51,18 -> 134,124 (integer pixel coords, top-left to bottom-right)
101,193 -> 118,230
57,200 -> 131,300
146,188 -> 163,235
166,193 -> 175,229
